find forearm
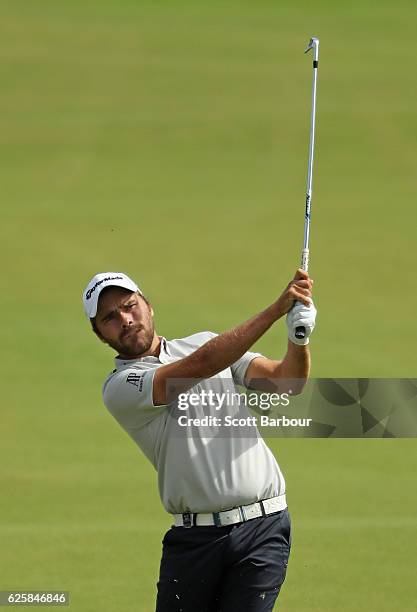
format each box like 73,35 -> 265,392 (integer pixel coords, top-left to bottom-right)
154,303 -> 282,405
181,303 -> 281,379
270,341 -> 310,394
154,269 -> 314,404
245,340 -> 311,394
277,340 -> 311,380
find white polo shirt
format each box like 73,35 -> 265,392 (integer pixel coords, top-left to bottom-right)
102,331 -> 285,514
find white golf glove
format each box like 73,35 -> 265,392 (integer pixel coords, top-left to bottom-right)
286,301 -> 317,346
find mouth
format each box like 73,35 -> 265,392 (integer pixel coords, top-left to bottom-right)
121,328 -> 138,341
121,325 -> 143,342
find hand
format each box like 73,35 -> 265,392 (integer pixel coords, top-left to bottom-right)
274,269 -> 313,319
286,300 -> 317,345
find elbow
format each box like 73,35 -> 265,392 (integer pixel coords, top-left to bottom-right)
289,378 -> 308,396
257,377 -> 308,395
279,377 -> 308,396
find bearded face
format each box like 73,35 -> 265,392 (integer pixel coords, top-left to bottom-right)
94,287 -> 156,359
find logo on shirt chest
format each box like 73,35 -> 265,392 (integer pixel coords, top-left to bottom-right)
126,372 -> 144,392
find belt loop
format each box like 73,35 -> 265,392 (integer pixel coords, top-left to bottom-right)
260,501 -> 267,517
183,512 -> 192,528
213,512 -> 222,527
192,513 -> 197,527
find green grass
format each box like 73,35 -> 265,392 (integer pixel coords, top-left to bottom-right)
1,1 -> 416,610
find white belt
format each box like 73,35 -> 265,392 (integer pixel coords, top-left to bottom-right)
173,494 -> 287,528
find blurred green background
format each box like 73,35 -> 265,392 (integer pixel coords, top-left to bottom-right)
1,0 -> 416,610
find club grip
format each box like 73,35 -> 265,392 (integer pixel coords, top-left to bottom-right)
295,326 -> 306,339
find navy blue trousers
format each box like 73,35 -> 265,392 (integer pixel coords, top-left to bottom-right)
156,509 -> 291,612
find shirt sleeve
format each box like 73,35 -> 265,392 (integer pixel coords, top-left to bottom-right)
103,367 -> 167,430
230,350 -> 263,388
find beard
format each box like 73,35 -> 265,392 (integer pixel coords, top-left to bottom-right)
108,319 -> 156,358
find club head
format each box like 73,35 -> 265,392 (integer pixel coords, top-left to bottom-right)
304,37 -> 319,61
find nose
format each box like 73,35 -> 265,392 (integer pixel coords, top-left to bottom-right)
119,310 -> 133,328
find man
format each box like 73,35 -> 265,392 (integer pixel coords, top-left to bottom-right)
83,270 -> 316,611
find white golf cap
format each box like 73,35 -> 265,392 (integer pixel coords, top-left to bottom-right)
83,272 -> 141,319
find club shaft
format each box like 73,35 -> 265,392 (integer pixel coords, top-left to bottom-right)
301,40 -> 319,272
295,38 -> 319,341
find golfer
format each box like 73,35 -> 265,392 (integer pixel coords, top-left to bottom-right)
83,270 -> 317,611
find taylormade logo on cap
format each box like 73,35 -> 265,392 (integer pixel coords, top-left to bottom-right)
85,275 -> 124,300
83,272 -> 141,319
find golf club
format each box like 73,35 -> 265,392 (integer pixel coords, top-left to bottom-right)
295,36 -> 319,340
